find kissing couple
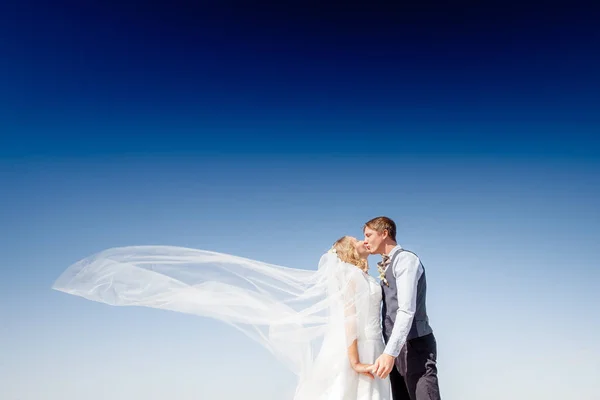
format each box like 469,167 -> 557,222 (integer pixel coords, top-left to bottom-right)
53,216 -> 441,400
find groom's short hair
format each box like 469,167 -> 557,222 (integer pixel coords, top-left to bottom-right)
363,216 -> 397,241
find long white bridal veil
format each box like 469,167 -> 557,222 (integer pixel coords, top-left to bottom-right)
52,245 -> 371,398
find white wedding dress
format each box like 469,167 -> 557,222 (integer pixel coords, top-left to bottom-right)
52,246 -> 391,400
354,274 -> 392,400
293,255 -> 391,400
333,271 -> 391,400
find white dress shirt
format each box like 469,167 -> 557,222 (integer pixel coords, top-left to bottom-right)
383,244 -> 423,357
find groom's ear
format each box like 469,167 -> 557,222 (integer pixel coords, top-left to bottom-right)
382,229 -> 389,239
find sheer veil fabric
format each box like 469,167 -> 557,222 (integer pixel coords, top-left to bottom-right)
52,245 -> 377,399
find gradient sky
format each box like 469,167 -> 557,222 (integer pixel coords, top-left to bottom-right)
1,2 -> 599,400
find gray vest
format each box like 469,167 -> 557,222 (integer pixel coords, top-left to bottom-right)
381,249 -> 433,343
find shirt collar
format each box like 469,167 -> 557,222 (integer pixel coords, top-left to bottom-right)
385,244 -> 403,259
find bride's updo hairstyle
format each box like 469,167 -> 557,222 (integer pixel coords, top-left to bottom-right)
332,236 -> 368,273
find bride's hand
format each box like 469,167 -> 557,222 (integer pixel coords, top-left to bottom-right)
353,363 -> 375,379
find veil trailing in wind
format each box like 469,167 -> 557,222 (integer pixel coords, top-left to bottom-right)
52,245 -> 373,398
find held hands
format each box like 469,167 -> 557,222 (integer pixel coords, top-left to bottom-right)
371,353 -> 395,379
351,353 -> 395,380
353,363 -> 375,379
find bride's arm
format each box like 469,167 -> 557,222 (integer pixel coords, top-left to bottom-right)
343,278 -> 374,377
347,339 -> 374,376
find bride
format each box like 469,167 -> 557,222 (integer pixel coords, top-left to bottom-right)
52,236 -> 392,399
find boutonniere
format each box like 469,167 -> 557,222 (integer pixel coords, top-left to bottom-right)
377,263 -> 389,286
377,255 -> 390,286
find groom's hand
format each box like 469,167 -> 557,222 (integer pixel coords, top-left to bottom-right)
373,353 -> 395,379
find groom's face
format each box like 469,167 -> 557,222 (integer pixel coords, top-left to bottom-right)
363,227 -> 386,254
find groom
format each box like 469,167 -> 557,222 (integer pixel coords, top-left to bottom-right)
363,216 -> 441,400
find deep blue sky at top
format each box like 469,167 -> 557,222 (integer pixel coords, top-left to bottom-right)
1,1 -> 598,158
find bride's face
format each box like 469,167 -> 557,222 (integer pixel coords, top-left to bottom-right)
350,237 -> 370,258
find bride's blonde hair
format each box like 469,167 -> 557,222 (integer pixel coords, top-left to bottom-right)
332,236 -> 368,272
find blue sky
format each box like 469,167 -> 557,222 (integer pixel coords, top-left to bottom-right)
1,2 -> 599,399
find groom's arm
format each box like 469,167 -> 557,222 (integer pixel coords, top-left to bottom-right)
383,252 -> 422,357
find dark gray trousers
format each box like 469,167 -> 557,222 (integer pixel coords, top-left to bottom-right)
394,333 -> 441,400
389,365 -> 411,400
